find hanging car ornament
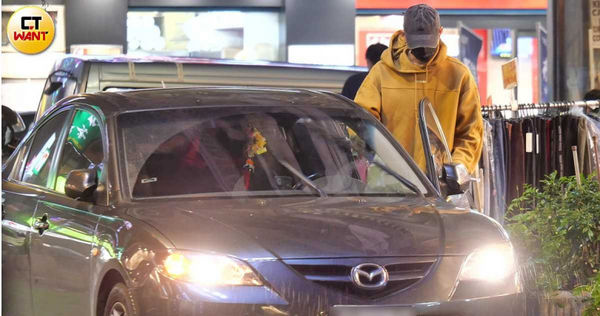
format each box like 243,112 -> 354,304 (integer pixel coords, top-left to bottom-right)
243,127 -> 268,189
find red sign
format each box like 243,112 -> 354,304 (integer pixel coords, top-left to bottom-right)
357,30 -> 395,66
356,0 -> 547,10
474,29 -> 488,105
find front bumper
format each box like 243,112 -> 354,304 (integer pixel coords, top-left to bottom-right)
331,293 -> 526,316
135,255 -> 525,316
137,290 -> 525,316
415,293 -> 526,315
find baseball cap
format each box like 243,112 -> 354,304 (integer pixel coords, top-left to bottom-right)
403,4 -> 441,49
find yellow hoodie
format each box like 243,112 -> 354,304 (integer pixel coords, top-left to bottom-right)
355,30 -> 483,174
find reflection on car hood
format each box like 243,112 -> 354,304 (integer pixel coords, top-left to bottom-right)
126,196 -> 443,259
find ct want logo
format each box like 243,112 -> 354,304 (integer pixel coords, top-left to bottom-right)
6,6 -> 55,54
351,263 -> 389,290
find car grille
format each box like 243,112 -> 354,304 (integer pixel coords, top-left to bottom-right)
285,257 -> 437,299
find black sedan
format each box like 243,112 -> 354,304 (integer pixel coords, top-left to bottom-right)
2,87 -> 524,316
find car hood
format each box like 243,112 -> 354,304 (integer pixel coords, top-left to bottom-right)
125,196 -> 443,260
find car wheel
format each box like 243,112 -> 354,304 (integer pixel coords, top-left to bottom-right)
103,283 -> 137,316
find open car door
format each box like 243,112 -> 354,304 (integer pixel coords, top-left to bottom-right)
418,98 -> 475,208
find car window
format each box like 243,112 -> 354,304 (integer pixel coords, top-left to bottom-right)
119,106 -> 428,198
54,109 -> 104,194
22,111 -> 69,187
5,136 -> 32,181
345,126 -> 415,194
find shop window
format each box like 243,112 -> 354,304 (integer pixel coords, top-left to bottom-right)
517,35 -> 539,103
127,9 -> 283,62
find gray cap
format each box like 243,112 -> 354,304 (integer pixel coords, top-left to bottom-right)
403,4 -> 441,49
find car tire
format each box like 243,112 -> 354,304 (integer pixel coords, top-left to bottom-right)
103,283 -> 138,316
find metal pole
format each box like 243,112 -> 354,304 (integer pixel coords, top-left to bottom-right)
481,100 -> 600,112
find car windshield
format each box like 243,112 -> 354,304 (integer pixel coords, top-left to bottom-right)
118,106 -> 428,198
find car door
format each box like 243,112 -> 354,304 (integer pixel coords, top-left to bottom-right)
27,107 -> 108,316
418,98 -> 474,208
3,138 -> 36,316
2,109 -> 70,316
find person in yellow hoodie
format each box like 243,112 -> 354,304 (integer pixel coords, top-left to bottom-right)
355,4 -> 483,175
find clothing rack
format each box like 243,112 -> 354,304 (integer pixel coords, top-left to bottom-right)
482,100 -> 600,112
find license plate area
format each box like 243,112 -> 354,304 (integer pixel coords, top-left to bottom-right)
331,305 -> 416,316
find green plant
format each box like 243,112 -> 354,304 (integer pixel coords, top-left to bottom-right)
574,272 -> 600,316
506,173 -> 600,294
590,273 -> 600,316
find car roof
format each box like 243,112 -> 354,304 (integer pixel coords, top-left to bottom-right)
56,55 -> 365,72
55,87 -> 356,116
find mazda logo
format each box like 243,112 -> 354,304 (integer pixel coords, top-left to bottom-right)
351,263 -> 389,290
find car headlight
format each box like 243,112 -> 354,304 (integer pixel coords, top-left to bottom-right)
459,244 -> 515,282
160,252 -> 263,286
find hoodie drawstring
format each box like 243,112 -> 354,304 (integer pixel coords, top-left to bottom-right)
414,73 -> 418,109
414,65 -> 429,107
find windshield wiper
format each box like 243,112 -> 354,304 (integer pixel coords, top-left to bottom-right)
370,160 -> 424,198
276,159 -> 327,198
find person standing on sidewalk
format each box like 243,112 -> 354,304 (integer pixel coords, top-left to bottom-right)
354,3 -> 483,175
341,43 -> 388,100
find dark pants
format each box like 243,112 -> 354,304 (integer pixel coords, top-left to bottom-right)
491,119 -> 507,222
562,116 -> 580,177
507,121 -> 526,205
550,116 -> 563,177
534,118 -> 545,187
522,119 -> 536,187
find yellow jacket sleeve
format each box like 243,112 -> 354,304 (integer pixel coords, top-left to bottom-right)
452,74 -> 484,174
354,66 -> 382,121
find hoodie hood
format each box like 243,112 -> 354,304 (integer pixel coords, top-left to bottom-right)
381,30 -> 448,74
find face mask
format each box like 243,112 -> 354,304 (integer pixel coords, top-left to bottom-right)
411,47 -> 437,63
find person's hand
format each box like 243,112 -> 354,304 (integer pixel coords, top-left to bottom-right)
455,163 -> 470,186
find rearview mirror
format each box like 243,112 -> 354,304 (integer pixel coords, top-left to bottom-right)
65,169 -> 98,202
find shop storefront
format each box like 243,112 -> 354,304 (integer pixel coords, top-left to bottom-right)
126,8 -> 284,62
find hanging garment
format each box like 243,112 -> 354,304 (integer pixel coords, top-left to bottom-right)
570,107 -> 600,176
550,116 -> 564,177
542,118 -> 553,183
507,120 -> 526,205
577,118 -> 594,176
480,104 -> 599,226
522,118 -> 537,187
534,117 -> 549,187
491,119 -> 507,223
562,116 -> 580,177
480,120 -> 494,217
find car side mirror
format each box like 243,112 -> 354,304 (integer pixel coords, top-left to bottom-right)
65,169 -> 98,202
442,163 -> 472,195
